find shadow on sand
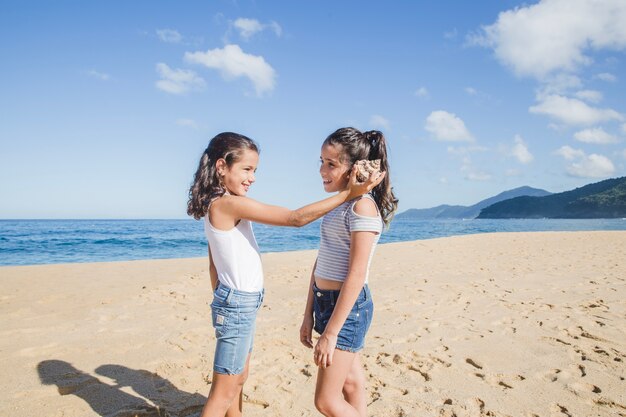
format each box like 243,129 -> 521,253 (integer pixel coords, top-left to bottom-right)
37,360 -> 206,417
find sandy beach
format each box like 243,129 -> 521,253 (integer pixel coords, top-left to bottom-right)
1,231 -> 625,417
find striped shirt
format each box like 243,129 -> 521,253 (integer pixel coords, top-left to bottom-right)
314,194 -> 383,283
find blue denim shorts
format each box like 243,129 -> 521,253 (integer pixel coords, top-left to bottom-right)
210,283 -> 264,375
313,283 -> 373,353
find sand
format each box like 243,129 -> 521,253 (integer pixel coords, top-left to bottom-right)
1,231 -> 625,417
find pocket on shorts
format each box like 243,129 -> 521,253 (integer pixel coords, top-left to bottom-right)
356,286 -> 372,309
313,297 -> 331,334
211,305 -> 232,336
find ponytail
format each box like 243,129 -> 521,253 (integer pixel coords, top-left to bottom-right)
324,128 -> 399,226
362,130 -> 398,226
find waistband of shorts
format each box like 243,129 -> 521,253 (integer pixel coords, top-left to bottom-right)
216,282 -> 265,298
312,283 -> 369,303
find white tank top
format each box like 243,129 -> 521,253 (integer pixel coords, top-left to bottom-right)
204,211 -> 264,292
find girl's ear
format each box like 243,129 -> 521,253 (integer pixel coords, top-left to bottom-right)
215,158 -> 226,175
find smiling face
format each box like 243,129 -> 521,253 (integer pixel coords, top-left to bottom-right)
218,149 -> 259,196
319,143 -> 350,193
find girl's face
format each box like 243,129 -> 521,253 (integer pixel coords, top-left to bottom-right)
320,144 -> 350,193
219,149 -> 258,196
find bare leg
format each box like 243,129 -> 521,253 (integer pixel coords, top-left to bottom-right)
342,353 -> 367,417
225,355 -> 251,417
314,349 -> 361,417
200,354 -> 251,417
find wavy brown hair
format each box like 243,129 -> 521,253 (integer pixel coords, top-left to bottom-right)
324,127 -> 398,226
187,132 -> 259,220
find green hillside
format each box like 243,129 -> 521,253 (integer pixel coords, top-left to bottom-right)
478,177 -> 626,219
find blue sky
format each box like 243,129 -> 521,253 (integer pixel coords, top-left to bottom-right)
1,0 -> 625,219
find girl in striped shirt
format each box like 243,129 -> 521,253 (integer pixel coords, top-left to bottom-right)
300,127 -> 398,417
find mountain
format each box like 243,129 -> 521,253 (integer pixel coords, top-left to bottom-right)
478,177 -> 626,219
398,186 -> 552,219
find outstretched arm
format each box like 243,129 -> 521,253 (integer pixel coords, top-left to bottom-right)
219,167 -> 385,227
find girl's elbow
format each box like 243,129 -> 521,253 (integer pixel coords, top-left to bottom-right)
288,211 -> 307,227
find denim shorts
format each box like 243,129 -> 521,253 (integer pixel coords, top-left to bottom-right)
210,283 -> 264,375
313,283 -> 373,353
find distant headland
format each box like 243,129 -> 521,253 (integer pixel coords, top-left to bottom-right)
398,177 -> 626,219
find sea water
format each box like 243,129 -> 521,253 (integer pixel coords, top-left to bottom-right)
1,218 -> 625,266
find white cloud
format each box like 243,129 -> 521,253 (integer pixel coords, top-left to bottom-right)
157,29 -> 183,43
574,89 -> 603,103
567,154 -> 615,178
555,145 -> 585,160
155,63 -> 205,95
185,44 -> 276,96
86,69 -> 110,81
468,0 -> 626,79
176,118 -> 199,129
233,18 -> 263,39
415,87 -> 429,99
555,145 -> 615,178
595,72 -> 617,82
574,127 -> 618,144
511,135 -> 534,164
529,94 -> 623,125
439,177 -> 448,184
425,110 -> 473,142
233,18 -> 282,40
465,87 -> 477,95
622,123 -> 626,134
541,73 -> 582,95
505,168 -> 521,177
369,115 -> 390,130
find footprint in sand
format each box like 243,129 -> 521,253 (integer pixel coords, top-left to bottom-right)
439,397 -> 495,417
567,381 -> 602,396
407,364 -> 430,382
367,390 -> 381,405
243,394 -> 269,409
592,397 -> 626,414
476,372 -> 522,390
550,403 -> 576,417
300,365 -> 312,377
610,347 -> 626,362
543,336 -> 572,346
538,368 -> 574,383
465,358 -> 483,370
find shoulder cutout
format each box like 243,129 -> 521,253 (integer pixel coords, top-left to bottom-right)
353,196 -> 379,217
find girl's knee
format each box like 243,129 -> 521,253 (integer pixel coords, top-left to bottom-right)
343,371 -> 365,396
314,392 -> 339,416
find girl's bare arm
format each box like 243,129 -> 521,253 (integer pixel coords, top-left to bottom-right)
219,168 -> 384,227
300,259 -> 318,349
208,244 -> 218,291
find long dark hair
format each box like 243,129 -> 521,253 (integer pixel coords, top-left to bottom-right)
187,132 -> 259,220
324,127 -> 398,226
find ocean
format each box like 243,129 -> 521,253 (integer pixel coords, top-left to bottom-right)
1,218 -> 625,266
